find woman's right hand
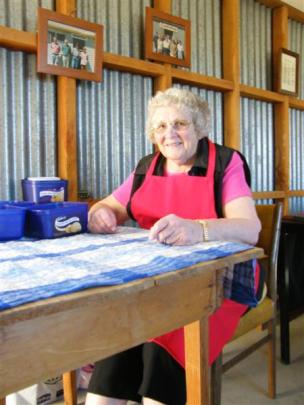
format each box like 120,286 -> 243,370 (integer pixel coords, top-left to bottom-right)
88,205 -> 117,234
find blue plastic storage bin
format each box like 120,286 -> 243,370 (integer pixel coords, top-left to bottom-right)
0,204 -> 26,241
25,202 -> 88,239
22,177 -> 68,203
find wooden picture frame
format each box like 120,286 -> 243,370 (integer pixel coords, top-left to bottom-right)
37,8 -> 103,82
145,7 -> 191,68
278,48 -> 299,96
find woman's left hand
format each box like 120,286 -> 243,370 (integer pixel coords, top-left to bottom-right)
149,214 -> 202,245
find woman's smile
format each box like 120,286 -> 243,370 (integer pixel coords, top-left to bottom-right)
152,106 -> 199,171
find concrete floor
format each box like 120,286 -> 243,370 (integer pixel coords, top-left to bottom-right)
221,314 -> 304,405
59,314 -> 304,405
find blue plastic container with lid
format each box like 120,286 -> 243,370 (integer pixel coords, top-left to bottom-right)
0,204 -> 27,241
24,202 -> 88,239
22,177 -> 68,203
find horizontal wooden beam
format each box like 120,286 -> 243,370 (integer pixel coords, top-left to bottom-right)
0,26 -> 36,53
255,1 -> 304,23
288,97 -> 304,110
172,68 -> 234,92
253,191 -> 286,199
103,52 -> 166,77
240,84 -> 285,103
287,190 -> 304,197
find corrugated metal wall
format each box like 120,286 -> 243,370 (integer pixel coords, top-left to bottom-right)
0,0 -> 56,200
239,1 -> 274,194
77,0 -> 150,58
288,20 -> 304,213
76,0 -> 153,198
172,0 -> 222,77
77,71 -> 153,199
1,0 -> 303,207
240,98 -> 274,192
289,108 -> 304,212
289,19 -> 304,99
240,0 -> 272,89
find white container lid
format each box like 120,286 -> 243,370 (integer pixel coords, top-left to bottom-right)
26,177 -> 61,181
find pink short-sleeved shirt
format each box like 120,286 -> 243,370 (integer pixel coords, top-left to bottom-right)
113,152 -> 251,209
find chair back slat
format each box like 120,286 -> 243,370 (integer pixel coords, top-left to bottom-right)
256,203 -> 283,298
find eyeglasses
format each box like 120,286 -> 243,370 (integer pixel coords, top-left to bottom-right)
153,119 -> 191,134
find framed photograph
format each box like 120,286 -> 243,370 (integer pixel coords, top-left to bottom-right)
145,7 -> 191,68
278,48 -> 299,96
37,8 -> 103,82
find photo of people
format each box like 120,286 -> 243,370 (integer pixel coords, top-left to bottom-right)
152,19 -> 185,60
47,20 -> 96,72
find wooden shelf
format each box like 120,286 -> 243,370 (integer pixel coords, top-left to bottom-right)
240,84 -> 285,103
0,26 -> 36,53
172,68 -> 234,92
104,53 -> 166,77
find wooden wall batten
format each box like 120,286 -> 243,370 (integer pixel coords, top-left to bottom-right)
273,5 -> 290,213
222,0 -> 241,150
56,0 -> 78,200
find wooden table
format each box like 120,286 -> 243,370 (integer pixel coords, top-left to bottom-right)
0,247 -> 262,405
278,215 -> 304,364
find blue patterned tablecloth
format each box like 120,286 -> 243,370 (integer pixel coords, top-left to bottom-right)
0,226 -> 252,310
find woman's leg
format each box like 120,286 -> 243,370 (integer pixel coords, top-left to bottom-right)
143,397 -> 166,405
85,393 -> 127,405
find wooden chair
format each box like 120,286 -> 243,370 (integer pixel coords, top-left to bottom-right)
211,202 -> 283,405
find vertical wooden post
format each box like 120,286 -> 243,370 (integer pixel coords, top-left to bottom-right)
56,0 -> 78,201
154,64 -> 172,93
273,6 -> 289,214
153,0 -> 172,93
55,6 -> 78,403
153,0 -> 171,14
222,0 -> 240,150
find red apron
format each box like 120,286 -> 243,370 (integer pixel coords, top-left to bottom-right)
130,140 -> 249,367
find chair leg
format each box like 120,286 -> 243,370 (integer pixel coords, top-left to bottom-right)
267,322 -> 276,399
210,352 -> 222,405
63,370 -> 78,405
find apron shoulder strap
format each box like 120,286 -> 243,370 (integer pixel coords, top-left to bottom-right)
126,153 -> 156,220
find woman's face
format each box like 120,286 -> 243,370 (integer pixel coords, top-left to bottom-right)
151,106 -> 199,169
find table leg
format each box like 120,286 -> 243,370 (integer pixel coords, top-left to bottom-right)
63,371 -> 77,405
184,318 -> 210,405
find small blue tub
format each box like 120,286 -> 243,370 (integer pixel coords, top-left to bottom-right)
0,205 -> 27,241
22,177 -> 68,203
25,202 -> 88,239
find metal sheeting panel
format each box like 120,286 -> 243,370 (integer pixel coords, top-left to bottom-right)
171,0 -> 222,77
288,197 -> 304,213
77,69 -> 153,199
0,1 -> 57,200
240,0 -> 272,90
77,0 -> 151,58
288,19 -> 304,99
0,0 -> 54,30
289,108 -> 304,191
174,83 -> 223,144
240,98 -> 274,192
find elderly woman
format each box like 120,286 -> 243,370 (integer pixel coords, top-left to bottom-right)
86,88 -> 261,405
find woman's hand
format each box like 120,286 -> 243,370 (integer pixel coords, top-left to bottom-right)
88,195 -> 129,234
149,214 -> 202,245
88,205 -> 117,234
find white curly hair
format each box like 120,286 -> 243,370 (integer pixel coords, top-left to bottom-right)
146,87 -> 211,142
